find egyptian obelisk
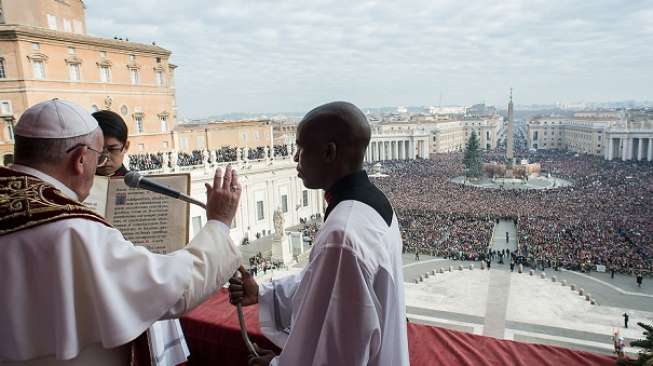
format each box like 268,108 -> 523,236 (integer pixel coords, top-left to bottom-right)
506,88 -> 514,166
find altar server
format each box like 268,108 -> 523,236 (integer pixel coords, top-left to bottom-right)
229,101 -> 410,366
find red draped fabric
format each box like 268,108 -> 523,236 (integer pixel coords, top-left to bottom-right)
180,289 -> 280,365
181,290 -> 616,366
407,323 -> 616,366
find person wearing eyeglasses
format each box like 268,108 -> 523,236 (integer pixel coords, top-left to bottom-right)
0,99 -> 243,365
92,110 -> 130,177
91,109 -> 193,366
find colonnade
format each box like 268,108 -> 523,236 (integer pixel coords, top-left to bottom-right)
605,137 -> 653,161
365,139 -> 427,162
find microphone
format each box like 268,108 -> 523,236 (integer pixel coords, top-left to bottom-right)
125,171 -> 258,357
124,171 -> 206,209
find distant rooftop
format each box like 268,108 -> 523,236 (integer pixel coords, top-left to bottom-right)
175,119 -> 271,131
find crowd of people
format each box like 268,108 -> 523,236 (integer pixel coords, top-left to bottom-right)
128,152 -> 164,171
213,146 -> 239,163
247,251 -> 285,277
398,209 -> 493,261
247,144 -> 292,160
300,220 -> 321,246
274,144 -> 291,157
176,151 -> 204,166
372,151 -> 653,275
128,146 -> 651,276
126,144 -> 293,171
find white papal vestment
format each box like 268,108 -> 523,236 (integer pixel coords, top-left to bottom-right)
0,165 -> 242,365
258,199 -> 410,366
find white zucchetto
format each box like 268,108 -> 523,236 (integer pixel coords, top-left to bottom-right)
14,98 -> 99,139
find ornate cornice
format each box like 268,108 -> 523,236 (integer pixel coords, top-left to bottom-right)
0,24 -> 171,56
96,57 -> 112,67
127,62 -> 141,70
27,52 -> 48,62
65,55 -> 83,65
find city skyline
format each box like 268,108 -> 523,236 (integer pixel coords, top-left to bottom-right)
86,0 -> 653,118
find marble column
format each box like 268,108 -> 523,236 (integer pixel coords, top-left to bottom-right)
628,138 -> 634,161
375,142 -> 379,161
648,138 -> 653,161
638,138 -> 645,161
622,138 -> 629,161
384,141 -> 389,161
379,141 -> 385,161
385,141 -> 389,161
376,141 -> 381,161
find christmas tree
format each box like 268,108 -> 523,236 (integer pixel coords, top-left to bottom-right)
619,322 -> 653,366
463,130 -> 482,178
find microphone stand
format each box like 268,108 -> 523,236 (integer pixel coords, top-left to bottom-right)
144,195 -> 259,357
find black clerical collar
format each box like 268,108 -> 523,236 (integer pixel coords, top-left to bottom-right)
324,170 -> 393,227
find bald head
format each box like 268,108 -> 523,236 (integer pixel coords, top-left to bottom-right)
294,102 -> 371,190
300,101 -> 371,166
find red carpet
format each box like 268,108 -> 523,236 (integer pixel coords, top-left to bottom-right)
180,289 -> 616,365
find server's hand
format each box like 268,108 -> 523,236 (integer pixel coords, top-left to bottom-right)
229,266 -> 259,306
247,344 -> 276,366
205,165 -> 241,226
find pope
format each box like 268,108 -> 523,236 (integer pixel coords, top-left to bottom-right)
0,99 -> 243,365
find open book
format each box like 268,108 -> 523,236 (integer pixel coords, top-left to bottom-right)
84,173 -> 191,254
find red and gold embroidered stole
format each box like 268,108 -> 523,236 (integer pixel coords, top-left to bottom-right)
0,167 -> 111,235
0,167 -> 159,365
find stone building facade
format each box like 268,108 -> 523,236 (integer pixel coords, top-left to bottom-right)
0,0 -> 177,163
527,110 -> 653,161
272,120 -> 432,162
420,118 -> 502,154
185,157 -> 324,247
366,122 -> 430,161
0,0 -> 86,32
174,120 -> 273,153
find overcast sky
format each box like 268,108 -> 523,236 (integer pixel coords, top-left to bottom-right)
86,0 -> 653,118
